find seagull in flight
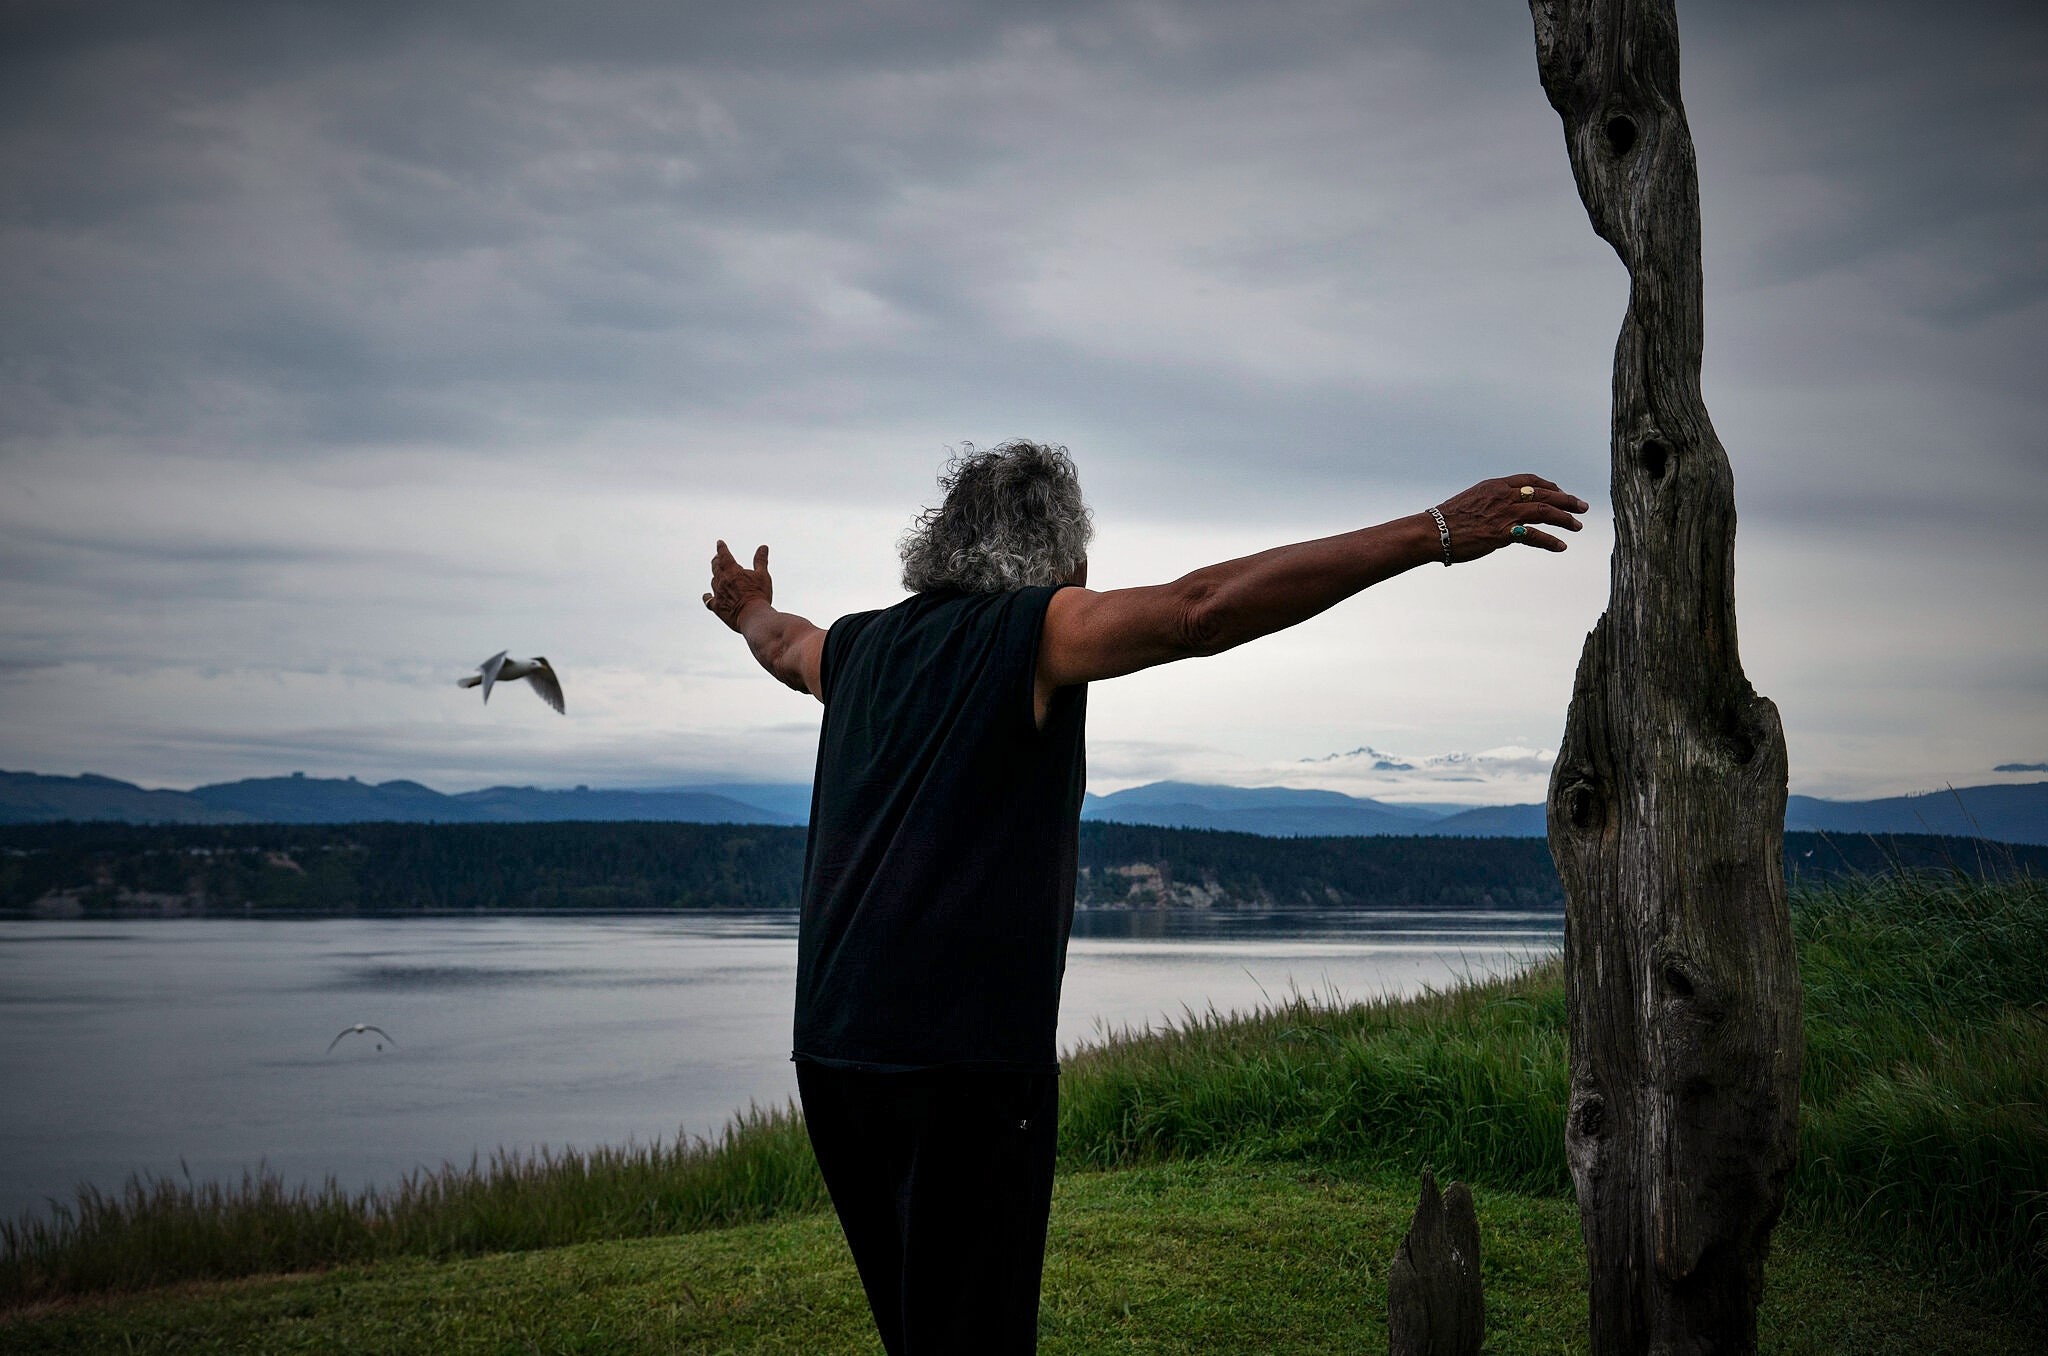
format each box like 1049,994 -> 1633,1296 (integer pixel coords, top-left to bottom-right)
459,651 -> 565,714
328,1023 -> 396,1054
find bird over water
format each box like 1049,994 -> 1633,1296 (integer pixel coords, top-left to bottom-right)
459,651 -> 564,713
327,1023 -> 396,1054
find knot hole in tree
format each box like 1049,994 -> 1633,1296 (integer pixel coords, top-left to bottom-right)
1655,950 -> 1724,1026
1712,691 -> 1766,768
1572,1092 -> 1607,1140
1603,112 -> 1638,156
1558,774 -> 1607,837
1636,437 -> 1672,483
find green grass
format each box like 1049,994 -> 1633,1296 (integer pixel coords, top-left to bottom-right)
3,872 -> 2043,1337
4,1163 -> 2040,1354
1058,872 -> 2048,1308
1791,874 -> 2048,1298
0,1108 -> 825,1303
1057,951 -> 1573,1188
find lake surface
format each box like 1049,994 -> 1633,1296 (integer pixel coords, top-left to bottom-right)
0,909 -> 1559,1222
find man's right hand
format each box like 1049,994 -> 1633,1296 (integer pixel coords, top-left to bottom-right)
1435,476 -> 1588,560
704,539 -> 826,700
704,541 -> 776,633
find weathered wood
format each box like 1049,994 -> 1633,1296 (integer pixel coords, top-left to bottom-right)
1387,1170 -> 1484,1356
1524,2 -> 1804,1352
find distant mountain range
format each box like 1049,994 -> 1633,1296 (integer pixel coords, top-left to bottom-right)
4,769 -> 2045,845
1079,780 -> 2048,845
1080,781 -> 1539,837
0,770 -> 801,828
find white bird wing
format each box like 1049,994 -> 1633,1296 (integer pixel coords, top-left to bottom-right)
478,651 -> 509,704
526,663 -> 565,714
328,1024 -> 396,1053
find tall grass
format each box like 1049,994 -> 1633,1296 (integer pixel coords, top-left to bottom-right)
1058,871 -> 2048,1308
1057,966 -> 1573,1193
4,872 -> 2041,1310
1791,873 -> 2048,1303
0,1106 -> 821,1304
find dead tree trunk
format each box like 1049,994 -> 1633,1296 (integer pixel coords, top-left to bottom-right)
1525,2 -> 1804,1351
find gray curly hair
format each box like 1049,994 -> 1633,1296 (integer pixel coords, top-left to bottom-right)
899,441 -> 1093,594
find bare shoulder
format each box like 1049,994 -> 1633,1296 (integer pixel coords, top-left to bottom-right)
1043,582 -> 1100,627
1039,584 -> 1110,658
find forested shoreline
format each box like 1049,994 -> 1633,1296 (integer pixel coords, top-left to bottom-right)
2,820 -> 2037,915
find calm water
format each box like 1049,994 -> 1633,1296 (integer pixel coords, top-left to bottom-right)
0,909 -> 1559,1221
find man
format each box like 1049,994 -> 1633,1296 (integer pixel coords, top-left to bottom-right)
704,441 -> 1585,1353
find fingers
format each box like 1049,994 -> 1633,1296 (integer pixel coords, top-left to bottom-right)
709,540 -> 774,574
1510,479 -> 1591,514
1533,488 -> 1590,514
1503,482 -> 1580,552
1525,504 -> 1584,532
1507,502 -> 1580,552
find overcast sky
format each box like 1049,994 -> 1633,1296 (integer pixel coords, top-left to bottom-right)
3,0 -> 2043,804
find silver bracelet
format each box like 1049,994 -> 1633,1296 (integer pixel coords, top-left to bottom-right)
1427,506 -> 1453,566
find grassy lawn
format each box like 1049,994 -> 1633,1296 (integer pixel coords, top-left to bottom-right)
4,1160 -> 2040,1354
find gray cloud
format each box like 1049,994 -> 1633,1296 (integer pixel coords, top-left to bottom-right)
1686,3 -> 2048,312
13,0 -> 2033,489
0,0 -> 1593,465
2,0 -> 2043,794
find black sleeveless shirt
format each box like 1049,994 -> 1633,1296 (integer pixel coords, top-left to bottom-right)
793,585 -> 1087,1072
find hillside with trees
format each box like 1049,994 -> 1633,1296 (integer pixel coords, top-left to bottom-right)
3,821 -> 2036,915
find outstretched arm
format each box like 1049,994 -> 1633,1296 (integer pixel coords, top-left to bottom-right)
1037,475 -> 1587,708
704,542 -> 825,700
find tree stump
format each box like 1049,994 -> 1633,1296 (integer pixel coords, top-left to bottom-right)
1387,1170 -> 1483,1356
1524,2 -> 1805,1352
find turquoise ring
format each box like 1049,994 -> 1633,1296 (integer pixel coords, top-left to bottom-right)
1510,524 -> 1529,538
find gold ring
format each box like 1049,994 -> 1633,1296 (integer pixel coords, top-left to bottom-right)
1519,485 -> 1536,498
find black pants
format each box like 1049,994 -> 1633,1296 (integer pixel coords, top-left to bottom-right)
796,1061 -> 1059,1355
